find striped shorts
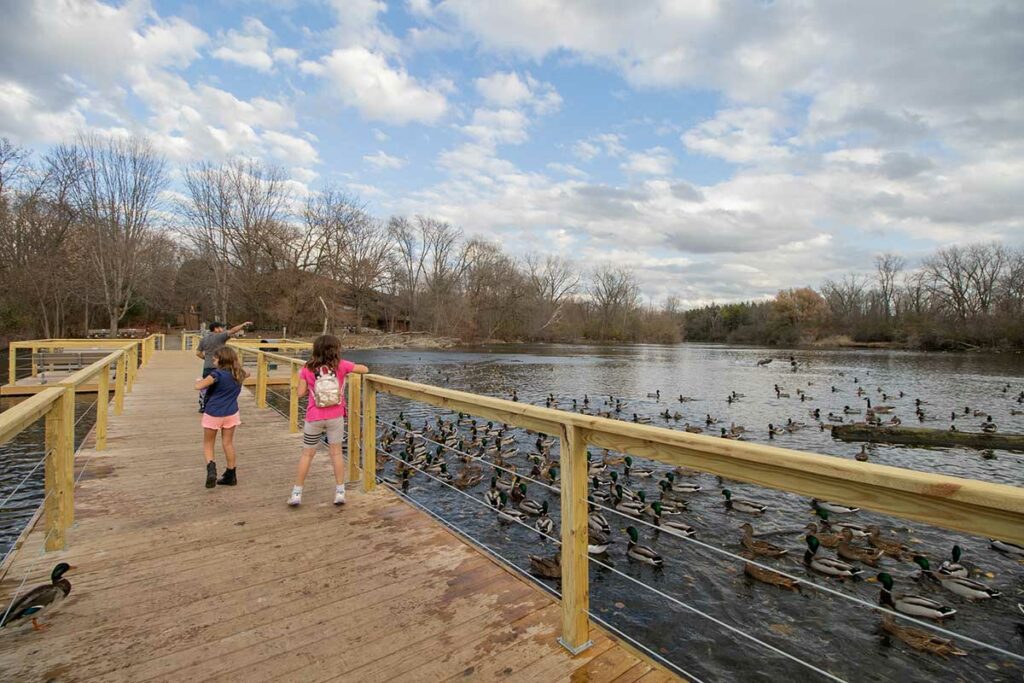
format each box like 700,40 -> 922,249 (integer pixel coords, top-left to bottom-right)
303,417 -> 345,448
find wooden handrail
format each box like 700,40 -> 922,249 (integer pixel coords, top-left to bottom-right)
7,335 -> 161,384
356,372 -> 1024,653
2,341 -> 136,551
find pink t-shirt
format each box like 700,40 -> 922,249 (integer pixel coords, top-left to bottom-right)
300,360 -> 356,422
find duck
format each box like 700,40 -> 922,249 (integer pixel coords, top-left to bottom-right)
496,492 -> 526,522
722,489 -> 767,515
0,563 -> 74,630
588,529 -> 611,555
811,499 -> 860,515
768,423 -> 785,437
837,529 -> 883,566
614,485 -> 645,516
484,477 -> 502,508
653,493 -> 687,514
743,557 -> 799,591
625,526 -> 663,567
913,556 -> 1001,599
535,502 -> 555,535
662,473 -> 701,494
804,522 -> 842,549
876,572 -> 956,620
516,484 -> 545,515
879,615 -> 967,658
866,525 -> 912,560
587,497 -> 610,535
938,545 -> 968,578
739,523 -> 787,557
814,509 -> 868,537
623,456 -> 653,478
804,536 -> 862,579
650,502 -> 696,537
855,445 -> 869,462
529,553 -> 561,579
452,468 -> 483,490
990,539 -> 1024,557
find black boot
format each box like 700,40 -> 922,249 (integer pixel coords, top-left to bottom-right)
217,468 -> 237,486
206,461 -> 217,488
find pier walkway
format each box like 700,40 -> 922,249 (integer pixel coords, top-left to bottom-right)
0,351 -> 671,682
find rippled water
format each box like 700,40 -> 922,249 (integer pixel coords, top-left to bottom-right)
330,344 -> 1024,683
3,343 -> 1023,680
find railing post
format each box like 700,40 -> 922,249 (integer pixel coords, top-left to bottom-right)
96,360 -> 109,450
114,351 -> 126,415
361,379 -> 376,493
559,423 -> 591,653
44,387 -> 74,551
256,351 -> 268,409
31,348 -> 38,378
126,345 -> 137,392
288,363 -> 299,433
8,345 -> 15,384
348,373 -> 362,483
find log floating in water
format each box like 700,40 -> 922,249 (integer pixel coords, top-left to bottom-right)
831,424 -> 1024,452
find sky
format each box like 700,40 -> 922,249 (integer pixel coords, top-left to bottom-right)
1,0 -> 1022,307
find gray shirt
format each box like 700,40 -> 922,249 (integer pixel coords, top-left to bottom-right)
198,332 -> 232,368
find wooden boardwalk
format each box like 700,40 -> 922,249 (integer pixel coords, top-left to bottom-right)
0,351 -> 675,682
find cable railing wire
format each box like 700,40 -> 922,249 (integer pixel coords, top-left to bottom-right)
74,399 -> 99,428
0,525 -> 58,628
376,412 -> 1024,663
0,450 -> 51,510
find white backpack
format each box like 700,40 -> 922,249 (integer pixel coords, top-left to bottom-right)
312,366 -> 344,408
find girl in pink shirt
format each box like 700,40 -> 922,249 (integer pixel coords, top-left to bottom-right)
288,334 -> 368,506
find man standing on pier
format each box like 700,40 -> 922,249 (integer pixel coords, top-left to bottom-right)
197,321 -> 251,411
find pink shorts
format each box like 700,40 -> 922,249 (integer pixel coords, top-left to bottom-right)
202,412 -> 241,430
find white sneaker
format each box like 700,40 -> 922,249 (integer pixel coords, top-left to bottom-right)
333,488 -> 346,506
288,491 -> 302,507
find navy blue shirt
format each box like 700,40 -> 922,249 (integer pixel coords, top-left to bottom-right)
204,369 -> 242,417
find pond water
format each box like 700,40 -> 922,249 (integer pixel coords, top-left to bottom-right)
2,343 -> 1023,680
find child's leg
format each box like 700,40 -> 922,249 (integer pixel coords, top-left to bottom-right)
202,428 -> 217,463
326,417 -> 347,485
294,446 -> 317,486
221,426 -> 237,469
328,442 -> 345,485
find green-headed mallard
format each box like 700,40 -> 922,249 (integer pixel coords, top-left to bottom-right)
625,526 -> 663,567
587,496 -> 610,535
535,501 -> 554,535
614,485 -> 645,516
664,472 -> 702,493
837,529 -> 883,566
529,553 -> 561,579
484,477 -> 501,508
517,484 -> 545,515
805,522 -> 841,549
722,489 -> 766,515
938,545 -> 967,578
497,491 -> 526,522
0,563 -> 74,630
653,491 -> 687,514
913,556 -> 1001,599
812,499 -> 860,515
740,523 -> 787,558
623,456 -> 653,478
876,572 -> 956,620
804,535 -> 862,579
651,501 -> 695,538
815,509 -> 867,537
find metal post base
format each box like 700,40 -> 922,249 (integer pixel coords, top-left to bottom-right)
558,637 -> 594,655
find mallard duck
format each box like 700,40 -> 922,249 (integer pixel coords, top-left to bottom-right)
876,573 -> 956,620
650,502 -> 695,537
0,563 -> 74,630
452,467 -> 483,490
497,492 -> 526,522
653,493 -> 687,514
613,485 -> 645,516
496,472 -> 518,492
588,529 -> 611,555
529,553 -> 561,579
804,535 -> 862,579
744,558 -> 799,591
484,477 -> 502,508
866,525 -> 911,560
739,523 -> 787,558
879,615 -> 967,658
664,472 -> 701,493
990,539 -> 1024,557
811,499 -> 860,515
435,463 -> 454,482
588,497 -> 610,535
837,529 -> 883,566
913,556 -> 1001,599
535,502 -> 554,535
625,526 -> 663,567
722,489 -> 767,515
805,522 -> 841,549
855,445 -> 869,462
517,485 -> 545,515
938,545 -> 968,578
815,509 -> 868,537
623,456 -> 653,478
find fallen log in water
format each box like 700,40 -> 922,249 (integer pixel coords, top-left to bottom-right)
831,424 -> 1024,452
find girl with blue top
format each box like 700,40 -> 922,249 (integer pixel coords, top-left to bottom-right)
194,346 -> 247,488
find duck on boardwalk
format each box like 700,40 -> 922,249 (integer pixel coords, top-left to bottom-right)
0,563 -> 74,631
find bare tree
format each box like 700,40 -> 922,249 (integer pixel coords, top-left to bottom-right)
524,253 -> 579,336
387,215 -> 427,331
589,265 -> 640,340
875,253 -> 905,319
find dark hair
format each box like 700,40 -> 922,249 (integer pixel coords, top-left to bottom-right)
209,321 -> 225,332
214,346 -> 247,384
306,334 -> 342,373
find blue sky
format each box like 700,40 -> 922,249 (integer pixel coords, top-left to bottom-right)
2,1 -> 1022,305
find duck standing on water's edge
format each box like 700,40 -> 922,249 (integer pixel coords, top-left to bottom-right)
0,563 -> 74,631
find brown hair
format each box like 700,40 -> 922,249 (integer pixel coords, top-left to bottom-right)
306,334 -> 342,373
214,346 -> 247,384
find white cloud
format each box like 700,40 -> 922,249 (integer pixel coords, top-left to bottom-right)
463,108 -> 529,145
212,17 -> 297,73
682,107 -> 790,163
263,130 -> 319,165
373,128 -> 389,142
573,133 -> 625,161
475,71 -> 561,114
364,150 -> 407,169
622,147 -> 675,176
309,47 -> 448,124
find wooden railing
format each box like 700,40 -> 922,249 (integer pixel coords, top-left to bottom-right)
7,334 -> 164,385
0,341 -> 145,551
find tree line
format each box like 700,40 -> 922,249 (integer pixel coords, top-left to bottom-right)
2,135 -> 1021,349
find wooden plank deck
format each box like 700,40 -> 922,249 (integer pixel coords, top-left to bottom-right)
0,351 -> 676,682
